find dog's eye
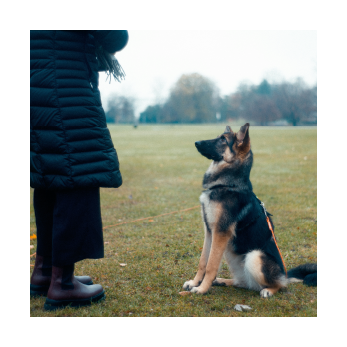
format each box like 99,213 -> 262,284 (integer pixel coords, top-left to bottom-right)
220,136 -> 227,143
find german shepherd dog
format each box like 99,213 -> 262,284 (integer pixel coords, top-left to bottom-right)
183,124 -> 317,297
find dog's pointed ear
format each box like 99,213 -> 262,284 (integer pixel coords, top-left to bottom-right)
236,123 -> 250,147
224,125 -> 233,134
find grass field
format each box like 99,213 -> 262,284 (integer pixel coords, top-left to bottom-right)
30,124 -> 317,317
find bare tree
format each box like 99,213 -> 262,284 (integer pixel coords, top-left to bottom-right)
236,80 -> 280,125
273,79 -> 313,126
107,93 -> 135,124
246,95 -> 281,125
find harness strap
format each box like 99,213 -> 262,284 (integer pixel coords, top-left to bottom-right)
266,215 -> 287,276
258,197 -> 287,276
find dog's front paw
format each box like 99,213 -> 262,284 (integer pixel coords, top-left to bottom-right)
191,286 -> 207,295
260,288 -> 274,298
183,280 -> 198,291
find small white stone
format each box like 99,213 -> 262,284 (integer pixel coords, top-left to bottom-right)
234,304 -> 252,312
234,304 -> 242,311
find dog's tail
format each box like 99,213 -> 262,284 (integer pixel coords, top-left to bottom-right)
287,263 -> 317,287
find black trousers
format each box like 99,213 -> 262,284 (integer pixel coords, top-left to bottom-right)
33,188 -> 104,267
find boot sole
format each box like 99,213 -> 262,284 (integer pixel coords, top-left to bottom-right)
30,281 -> 93,298
44,290 -> 105,311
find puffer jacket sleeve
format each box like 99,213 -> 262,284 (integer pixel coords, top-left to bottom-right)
90,30 -> 129,53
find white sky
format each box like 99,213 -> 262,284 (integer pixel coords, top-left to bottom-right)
98,30 -> 317,117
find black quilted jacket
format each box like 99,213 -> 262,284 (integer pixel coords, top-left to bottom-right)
30,30 -> 128,190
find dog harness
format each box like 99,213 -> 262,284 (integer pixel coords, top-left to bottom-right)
257,196 -> 287,276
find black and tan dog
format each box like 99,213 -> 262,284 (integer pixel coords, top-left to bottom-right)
183,124 -> 316,297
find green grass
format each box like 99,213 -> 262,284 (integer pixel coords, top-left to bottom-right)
30,125 -> 317,317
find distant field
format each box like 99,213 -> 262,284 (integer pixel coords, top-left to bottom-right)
30,125 -> 317,317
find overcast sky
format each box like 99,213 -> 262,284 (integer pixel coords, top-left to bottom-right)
98,30 -> 317,117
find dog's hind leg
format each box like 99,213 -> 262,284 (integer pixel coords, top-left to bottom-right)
244,250 -> 286,298
183,222 -> 212,290
214,243 -> 247,288
212,278 -> 234,286
191,226 -> 234,294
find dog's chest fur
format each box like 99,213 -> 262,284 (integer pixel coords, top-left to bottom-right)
199,161 -> 225,228
199,190 -> 220,229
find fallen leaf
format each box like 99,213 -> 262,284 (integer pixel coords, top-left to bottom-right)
119,263 -> 127,267
30,264 -> 34,267
104,241 -> 109,244
179,291 -> 191,296
148,220 -> 154,222
30,245 -> 34,249
30,252 -> 36,257
146,287 -> 152,290
166,244 -> 170,247
30,234 -> 37,240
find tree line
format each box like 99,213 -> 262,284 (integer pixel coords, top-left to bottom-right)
106,73 -> 317,126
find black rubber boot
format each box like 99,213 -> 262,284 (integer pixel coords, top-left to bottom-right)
44,264 -> 105,311
30,255 -> 93,297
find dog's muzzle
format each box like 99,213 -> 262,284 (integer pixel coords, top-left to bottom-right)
195,141 -> 202,149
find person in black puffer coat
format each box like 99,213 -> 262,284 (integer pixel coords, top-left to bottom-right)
30,30 -> 129,311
